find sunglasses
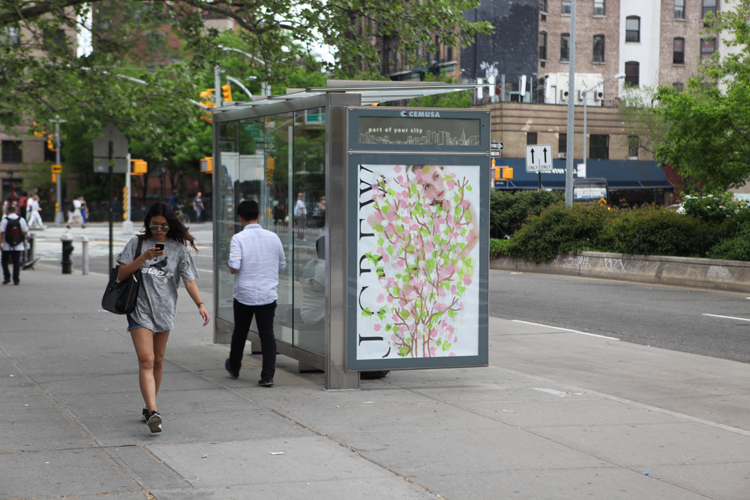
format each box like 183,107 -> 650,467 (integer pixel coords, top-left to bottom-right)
149,224 -> 170,232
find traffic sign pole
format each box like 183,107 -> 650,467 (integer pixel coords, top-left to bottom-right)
123,153 -> 133,234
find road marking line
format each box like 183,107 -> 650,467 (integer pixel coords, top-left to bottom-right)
197,268 -> 213,274
512,320 -> 620,341
703,313 -> 750,322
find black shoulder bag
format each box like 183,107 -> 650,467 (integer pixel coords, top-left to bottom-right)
101,238 -> 143,315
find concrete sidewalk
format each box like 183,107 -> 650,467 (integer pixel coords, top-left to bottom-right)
1,264 -> 749,499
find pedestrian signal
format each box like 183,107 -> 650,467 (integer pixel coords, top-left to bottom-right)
130,159 -> 147,175
200,157 -> 213,174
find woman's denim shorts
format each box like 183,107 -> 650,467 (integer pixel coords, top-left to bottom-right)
126,314 -> 143,330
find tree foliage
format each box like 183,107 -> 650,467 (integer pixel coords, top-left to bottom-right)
652,0 -> 750,192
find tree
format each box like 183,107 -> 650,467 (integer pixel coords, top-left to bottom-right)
0,0 -> 490,132
653,0 -> 750,192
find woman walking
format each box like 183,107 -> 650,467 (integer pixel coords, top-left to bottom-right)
116,202 -> 209,433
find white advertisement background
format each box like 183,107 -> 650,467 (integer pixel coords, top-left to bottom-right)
356,164 -> 481,361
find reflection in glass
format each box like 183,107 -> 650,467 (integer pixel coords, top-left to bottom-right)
216,108 -> 327,357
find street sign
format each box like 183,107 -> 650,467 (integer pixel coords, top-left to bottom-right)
94,158 -> 129,174
93,123 -> 129,173
491,141 -> 503,150
490,150 -> 501,157
494,180 -> 508,189
51,164 -> 62,174
525,144 -> 553,173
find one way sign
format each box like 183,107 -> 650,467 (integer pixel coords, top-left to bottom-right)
525,144 -> 553,173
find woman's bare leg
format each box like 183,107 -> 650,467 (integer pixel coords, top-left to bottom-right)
131,328 -> 170,413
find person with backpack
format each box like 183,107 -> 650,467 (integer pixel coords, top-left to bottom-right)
1,206 -> 29,285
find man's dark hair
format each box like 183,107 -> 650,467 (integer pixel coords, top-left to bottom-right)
7,206 -> 17,213
237,200 -> 259,221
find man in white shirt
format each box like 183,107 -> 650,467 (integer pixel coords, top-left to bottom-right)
1,206 -> 29,285
293,192 -> 306,239
67,195 -> 85,229
225,199 -> 286,386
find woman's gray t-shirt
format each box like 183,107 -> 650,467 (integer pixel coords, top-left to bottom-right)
117,235 -> 199,332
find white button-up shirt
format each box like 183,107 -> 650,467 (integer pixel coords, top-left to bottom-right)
229,224 -> 286,306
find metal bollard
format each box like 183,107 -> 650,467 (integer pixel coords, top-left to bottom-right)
81,236 -> 89,275
61,232 -> 74,274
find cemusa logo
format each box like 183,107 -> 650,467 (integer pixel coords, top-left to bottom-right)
399,111 -> 441,118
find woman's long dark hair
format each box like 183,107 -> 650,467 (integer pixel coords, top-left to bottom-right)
140,202 -> 197,251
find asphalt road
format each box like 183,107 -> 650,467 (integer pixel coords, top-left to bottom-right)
490,269 -> 750,364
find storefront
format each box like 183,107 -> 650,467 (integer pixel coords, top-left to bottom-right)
211,84 -> 491,389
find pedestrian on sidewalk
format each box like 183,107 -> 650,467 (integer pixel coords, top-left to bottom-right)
225,199 -> 286,387
67,196 -> 85,229
26,195 -> 44,229
192,192 -> 204,223
1,206 -> 29,285
294,192 -> 306,239
116,202 -> 209,433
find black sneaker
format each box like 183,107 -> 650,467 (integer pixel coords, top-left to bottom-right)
257,379 -> 274,387
2,279 -> 9,285
141,406 -> 149,423
225,358 -> 239,379
147,411 -> 162,433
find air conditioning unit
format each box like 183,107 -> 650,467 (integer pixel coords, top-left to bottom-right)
558,152 -> 567,159
593,91 -> 604,101
577,90 -> 584,101
560,90 -> 569,103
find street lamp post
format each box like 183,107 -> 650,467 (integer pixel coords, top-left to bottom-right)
582,74 -> 625,173
51,117 -> 66,224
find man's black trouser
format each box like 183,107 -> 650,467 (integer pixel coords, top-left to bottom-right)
1,250 -> 21,284
228,299 -> 277,381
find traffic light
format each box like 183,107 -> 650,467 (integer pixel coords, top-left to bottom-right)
130,159 -> 147,175
32,122 -> 46,137
200,157 -> 213,174
221,84 -> 232,103
47,134 -> 56,151
199,89 -> 216,108
265,157 -> 275,187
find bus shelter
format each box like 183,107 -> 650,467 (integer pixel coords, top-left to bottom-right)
211,83 -> 491,390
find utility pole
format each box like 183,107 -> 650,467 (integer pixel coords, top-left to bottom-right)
565,0 -> 577,207
51,117 -> 66,224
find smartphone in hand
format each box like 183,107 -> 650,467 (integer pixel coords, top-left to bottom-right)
155,243 -> 165,251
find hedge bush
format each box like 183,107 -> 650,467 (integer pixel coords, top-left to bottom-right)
598,206 -> 710,257
506,203 -> 613,262
490,189 -> 563,239
707,222 -> 750,261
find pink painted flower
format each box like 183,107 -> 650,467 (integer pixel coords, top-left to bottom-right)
394,166 -> 402,173
376,294 -> 385,304
430,347 -> 437,356
374,323 -> 382,332
463,275 -> 472,286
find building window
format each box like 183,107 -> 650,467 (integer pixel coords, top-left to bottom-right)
540,0 -> 548,13
673,81 -> 685,91
1,26 -> 19,45
539,31 -> 547,60
673,37 -> 685,64
527,132 -> 538,146
703,0 -> 717,18
675,0 -> 685,19
1,141 -> 22,163
701,37 -> 717,58
558,133 -> 567,155
593,35 -> 605,62
446,46 -> 453,61
625,61 -> 640,86
561,33 -> 570,61
594,0 -> 605,16
626,16 -> 640,43
562,0 -> 571,14
628,136 -> 639,159
589,135 -> 609,160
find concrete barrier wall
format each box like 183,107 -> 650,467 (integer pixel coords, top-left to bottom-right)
491,252 -> 750,293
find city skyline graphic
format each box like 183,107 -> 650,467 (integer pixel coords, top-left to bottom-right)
359,128 -> 480,146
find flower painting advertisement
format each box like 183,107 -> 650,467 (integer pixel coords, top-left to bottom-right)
353,163 -> 485,367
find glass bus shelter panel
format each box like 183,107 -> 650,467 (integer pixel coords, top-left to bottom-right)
216,121 -> 240,325
290,107 -> 327,356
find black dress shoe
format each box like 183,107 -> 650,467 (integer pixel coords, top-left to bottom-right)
225,358 -> 239,379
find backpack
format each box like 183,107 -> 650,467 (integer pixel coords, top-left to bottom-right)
4,217 -> 23,247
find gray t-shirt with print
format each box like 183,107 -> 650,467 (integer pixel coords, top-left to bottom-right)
117,235 -> 199,332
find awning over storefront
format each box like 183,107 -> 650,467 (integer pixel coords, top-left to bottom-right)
493,159 -> 674,190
